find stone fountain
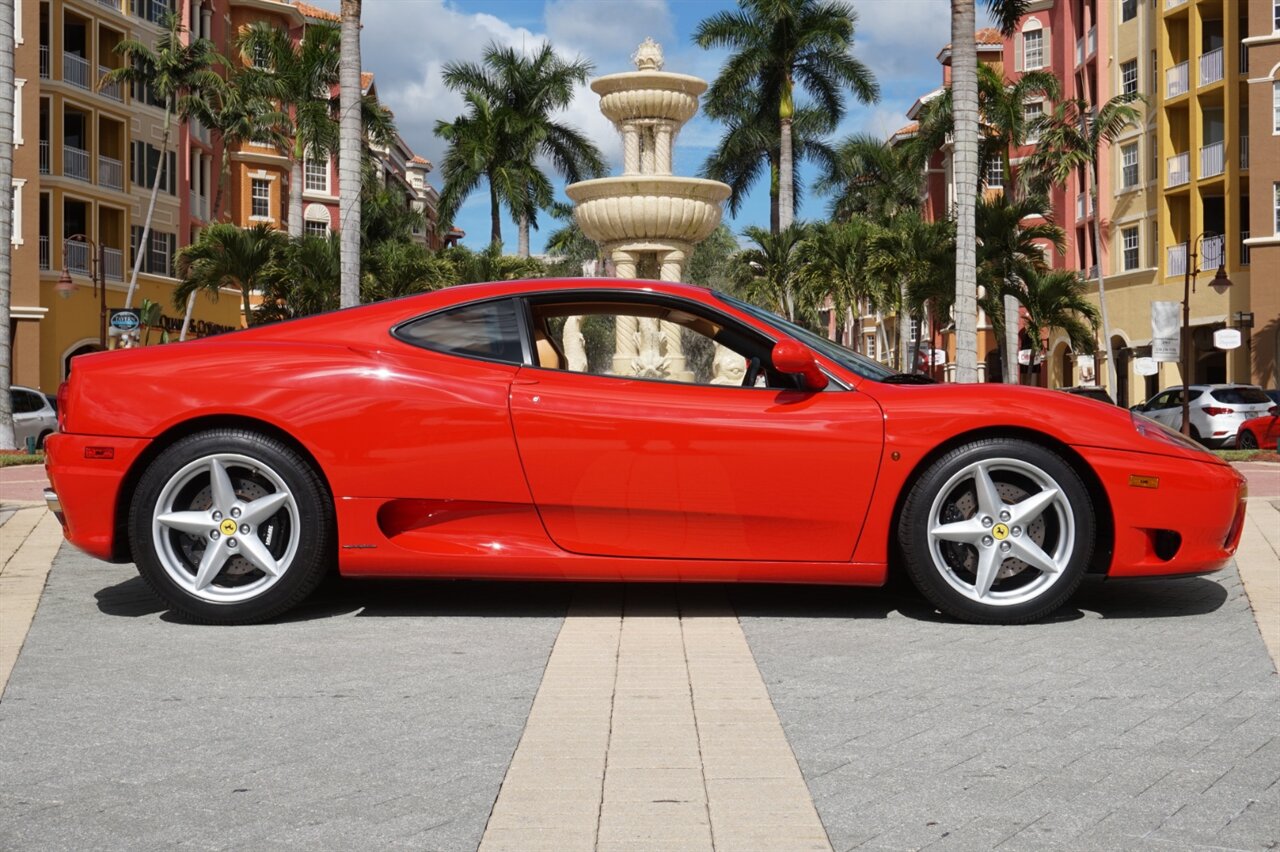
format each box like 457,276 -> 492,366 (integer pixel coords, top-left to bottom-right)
566,38 -> 731,380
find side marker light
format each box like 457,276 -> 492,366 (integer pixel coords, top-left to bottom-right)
1128,475 -> 1159,489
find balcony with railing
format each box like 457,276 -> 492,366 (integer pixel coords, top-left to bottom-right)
39,236 -> 50,270
97,0 -> 121,10
1087,27 -> 1096,57
39,45 -> 49,78
39,140 -> 50,174
98,66 -> 122,100
65,238 -> 90,275
1202,234 -> 1224,270
1200,140 -> 1224,178
1165,0 -> 1187,8
1168,243 -> 1187,277
190,190 -> 208,221
1076,38 -> 1084,66
1167,61 -> 1189,98
1242,232 -> 1251,266
64,145 -> 91,182
63,52 -> 91,90
102,247 -> 124,281
1240,43 -> 1249,76
1076,193 -> 1085,220
1166,152 -> 1190,187
1241,135 -> 1249,170
99,154 -> 123,190
1199,47 -> 1223,87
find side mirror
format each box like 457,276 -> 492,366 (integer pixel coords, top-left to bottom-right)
771,340 -> 828,391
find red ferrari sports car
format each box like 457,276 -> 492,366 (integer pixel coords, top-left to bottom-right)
44,279 -> 1247,625
1235,408 -> 1279,450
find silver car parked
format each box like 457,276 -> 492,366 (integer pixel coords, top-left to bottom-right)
1130,384 -> 1274,448
9,385 -> 58,450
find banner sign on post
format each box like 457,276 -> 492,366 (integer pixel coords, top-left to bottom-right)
1151,301 -> 1181,362
1213,328 -> 1241,350
1077,355 -> 1096,386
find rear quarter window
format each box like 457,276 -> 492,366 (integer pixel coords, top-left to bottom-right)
1210,387 -> 1271,405
394,299 -> 523,365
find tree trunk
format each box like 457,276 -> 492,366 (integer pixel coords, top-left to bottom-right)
1004,290 -> 1020,384
518,211 -> 530,258
897,282 -> 909,371
179,291 -> 197,341
1088,172 -> 1118,396
769,154 -> 780,235
488,176 -> 502,248
777,114 -> 794,231
950,0 -> 979,383
288,155 -> 303,239
241,283 -> 254,328
338,0 -> 362,309
0,0 -> 16,449
125,103 -> 172,309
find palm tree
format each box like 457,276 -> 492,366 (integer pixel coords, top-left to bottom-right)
695,0 -> 879,232
701,96 -> 836,233
816,133 -> 926,222
443,242 -> 550,284
174,223 -> 286,328
103,13 -> 225,309
237,21 -> 340,239
1024,93 -> 1144,394
797,219 -> 879,347
1018,267 -> 1099,376
975,193 -> 1064,382
255,233 -> 339,323
439,42 -> 605,256
731,224 -> 810,322
0,0 -> 16,448
949,0 -> 1030,382
339,0 -> 362,309
435,92 -> 529,249
868,212 -> 955,370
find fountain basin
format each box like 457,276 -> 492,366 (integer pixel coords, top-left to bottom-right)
591,72 -> 706,124
567,177 -> 730,245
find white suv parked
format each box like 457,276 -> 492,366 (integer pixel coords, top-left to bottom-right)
1131,384 -> 1275,448
9,385 -> 58,450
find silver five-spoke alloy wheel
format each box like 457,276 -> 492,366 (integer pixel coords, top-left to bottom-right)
926,458 -> 1074,607
152,453 -> 301,603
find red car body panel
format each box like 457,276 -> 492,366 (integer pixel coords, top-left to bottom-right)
1236,414 -> 1280,450
45,278 -> 1246,586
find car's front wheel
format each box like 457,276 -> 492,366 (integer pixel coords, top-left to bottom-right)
898,439 -> 1094,624
129,429 -> 334,624
1237,430 -> 1259,450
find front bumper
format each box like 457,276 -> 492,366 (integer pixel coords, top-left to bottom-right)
1080,446 -> 1247,577
44,432 -> 151,562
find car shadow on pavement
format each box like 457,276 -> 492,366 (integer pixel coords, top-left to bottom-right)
94,571 -> 1230,625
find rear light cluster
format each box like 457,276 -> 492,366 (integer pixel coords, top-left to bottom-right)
1201,406 -> 1232,416
56,381 -> 69,431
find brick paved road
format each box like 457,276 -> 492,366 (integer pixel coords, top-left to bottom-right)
0,547 -> 567,851
736,571 -> 1280,851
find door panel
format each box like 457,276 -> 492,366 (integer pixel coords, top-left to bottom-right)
508,368 -> 884,562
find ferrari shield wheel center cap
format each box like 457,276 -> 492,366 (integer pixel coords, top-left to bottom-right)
992,523 -> 1010,541
219,518 -> 239,537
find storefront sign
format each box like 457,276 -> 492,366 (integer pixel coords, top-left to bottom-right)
1213,328 -> 1242,350
1134,357 -> 1159,377
108,308 -> 141,333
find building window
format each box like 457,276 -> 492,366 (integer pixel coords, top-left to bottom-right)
1023,100 -> 1043,143
304,220 -> 328,238
1023,30 -> 1044,70
1275,0 -> 1280,32
304,155 -> 328,193
1121,60 -> 1138,96
1122,227 -> 1139,271
11,180 -> 23,246
252,41 -> 270,70
131,142 -> 177,194
1274,81 -> 1280,134
985,158 -> 1004,189
1274,183 -> 1280,234
251,178 -> 270,218
1121,143 -> 1139,188
1121,0 -> 1137,22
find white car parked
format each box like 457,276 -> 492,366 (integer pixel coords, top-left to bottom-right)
9,385 -> 58,450
1130,384 -> 1275,448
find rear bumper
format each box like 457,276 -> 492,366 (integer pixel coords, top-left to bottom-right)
1080,446 -> 1247,577
44,433 -> 150,562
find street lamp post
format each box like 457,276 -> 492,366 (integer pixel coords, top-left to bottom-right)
1180,233 -> 1233,437
55,234 -> 108,351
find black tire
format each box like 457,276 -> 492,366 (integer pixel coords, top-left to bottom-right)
1237,431 -> 1258,450
36,430 -> 53,450
129,428 -> 334,624
898,438 -> 1095,624
1189,425 -> 1204,444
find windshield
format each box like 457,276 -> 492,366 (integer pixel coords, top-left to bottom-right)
716,292 -> 896,382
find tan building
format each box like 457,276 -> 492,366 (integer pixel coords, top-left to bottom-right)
1244,0 -> 1280,387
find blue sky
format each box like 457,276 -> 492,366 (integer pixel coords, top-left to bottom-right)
315,0 -> 991,252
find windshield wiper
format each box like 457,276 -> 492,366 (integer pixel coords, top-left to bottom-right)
881,373 -> 936,384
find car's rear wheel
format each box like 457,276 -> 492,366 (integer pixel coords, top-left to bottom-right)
36,430 -> 52,450
898,439 -> 1094,624
129,429 -> 333,624
1237,430 -> 1259,450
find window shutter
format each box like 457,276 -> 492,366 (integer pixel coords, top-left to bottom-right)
130,226 -> 141,270
167,233 -> 176,277
1043,27 -> 1051,67
167,151 -> 177,195
1014,34 -> 1023,72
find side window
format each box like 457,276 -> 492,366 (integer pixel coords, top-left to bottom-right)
12,390 -> 38,414
529,299 -> 788,389
395,299 -> 523,365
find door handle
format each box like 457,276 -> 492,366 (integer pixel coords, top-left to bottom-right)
512,378 -> 540,386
